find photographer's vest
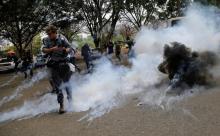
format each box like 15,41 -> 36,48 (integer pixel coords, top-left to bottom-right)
43,35 -> 68,62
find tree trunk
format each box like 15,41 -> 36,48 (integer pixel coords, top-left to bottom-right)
92,33 -> 101,49
15,44 -> 24,58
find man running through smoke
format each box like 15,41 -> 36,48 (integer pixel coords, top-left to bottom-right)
42,25 -> 72,114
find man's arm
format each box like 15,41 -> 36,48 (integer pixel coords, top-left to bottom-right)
41,38 -> 59,54
42,47 -> 58,54
60,35 -> 71,53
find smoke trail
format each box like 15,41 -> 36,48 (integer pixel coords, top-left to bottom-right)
70,54 -> 161,121
0,94 -> 57,123
0,69 -> 48,107
0,74 -> 18,88
0,4 -> 220,123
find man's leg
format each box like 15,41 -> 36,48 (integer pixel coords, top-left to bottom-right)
59,62 -> 73,113
14,62 -> 18,72
66,87 -> 72,103
57,90 -> 64,113
30,68 -> 33,77
24,71 -> 27,79
49,79 -> 57,93
60,63 -> 72,102
85,58 -> 90,69
51,68 -> 65,114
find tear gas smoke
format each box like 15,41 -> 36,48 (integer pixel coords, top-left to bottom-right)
158,42 -> 218,94
0,69 -> 48,107
1,4 -> 220,123
0,74 -> 18,88
0,94 -> 57,122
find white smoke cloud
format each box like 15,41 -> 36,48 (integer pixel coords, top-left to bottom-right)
0,94 -> 57,122
0,4 -> 220,123
135,4 -> 220,55
0,69 -> 48,107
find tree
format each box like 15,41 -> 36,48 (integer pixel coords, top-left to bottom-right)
54,17 -> 85,42
47,0 -> 84,41
80,0 -> 111,48
0,0 -> 46,56
106,0 -> 124,42
122,0 -> 192,30
32,34 -> 42,55
80,0 -> 123,49
119,24 -> 136,40
0,0 -> 81,57
59,22 -> 85,42
121,0 -> 167,30
161,0 -> 192,19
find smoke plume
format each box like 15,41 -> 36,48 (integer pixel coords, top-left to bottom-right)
0,69 -> 48,107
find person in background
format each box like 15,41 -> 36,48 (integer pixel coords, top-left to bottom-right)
21,50 -> 33,78
115,42 -> 121,61
126,37 -> 135,58
42,25 -> 72,114
126,36 -> 134,53
107,41 -> 114,55
81,43 -> 92,72
103,43 -> 108,54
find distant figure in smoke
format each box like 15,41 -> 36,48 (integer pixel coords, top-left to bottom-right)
81,43 -> 93,73
107,41 -> 114,55
21,50 -> 33,78
126,37 -> 134,53
158,42 -> 217,94
115,42 -> 121,61
126,37 -> 135,58
42,25 -> 72,114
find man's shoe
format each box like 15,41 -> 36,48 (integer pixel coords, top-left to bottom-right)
59,109 -> 65,114
59,103 -> 65,114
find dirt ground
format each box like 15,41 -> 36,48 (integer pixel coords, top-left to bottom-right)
0,66 -> 220,136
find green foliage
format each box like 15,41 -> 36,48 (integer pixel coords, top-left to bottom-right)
0,45 -> 15,57
32,34 -> 42,55
0,0 -> 49,56
75,35 -> 95,49
0,0 -> 81,57
112,34 -> 124,42
156,0 -> 192,21
5,45 -> 15,52
0,0 -> 193,54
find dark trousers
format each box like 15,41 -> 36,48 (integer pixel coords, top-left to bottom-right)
84,57 -> 92,70
21,63 -> 33,78
14,62 -> 19,72
50,62 -> 72,104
